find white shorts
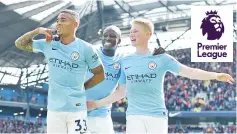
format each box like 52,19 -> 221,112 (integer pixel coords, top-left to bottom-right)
126,115 -> 168,134
88,115 -> 114,134
47,110 -> 89,134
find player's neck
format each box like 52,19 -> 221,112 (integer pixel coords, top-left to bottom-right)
60,34 -> 76,45
135,44 -> 151,55
102,48 -> 115,57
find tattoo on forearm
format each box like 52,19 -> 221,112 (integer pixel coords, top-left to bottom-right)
15,30 -> 38,52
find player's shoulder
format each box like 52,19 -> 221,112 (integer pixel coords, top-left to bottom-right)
154,53 -> 178,65
76,38 -> 98,55
76,38 -> 94,48
33,39 -> 58,47
77,38 -> 97,50
153,53 -> 174,59
33,39 -> 47,45
162,53 -> 176,60
113,50 -> 127,59
117,52 -> 137,63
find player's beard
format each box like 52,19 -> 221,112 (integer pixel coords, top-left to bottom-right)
57,29 -> 62,37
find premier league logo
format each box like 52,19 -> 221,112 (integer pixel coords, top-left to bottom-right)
71,51 -> 80,61
191,6 -> 233,62
200,10 -> 224,40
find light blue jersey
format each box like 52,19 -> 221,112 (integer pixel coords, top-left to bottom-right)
119,53 -> 181,118
86,47 -> 123,117
32,38 -> 102,112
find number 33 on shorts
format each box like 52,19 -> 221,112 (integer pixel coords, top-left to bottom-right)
75,119 -> 87,133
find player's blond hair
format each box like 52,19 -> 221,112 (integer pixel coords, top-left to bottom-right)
60,9 -> 80,23
131,18 -> 154,35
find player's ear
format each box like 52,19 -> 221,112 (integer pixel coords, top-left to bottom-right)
145,32 -> 152,38
117,38 -> 121,44
74,21 -> 79,28
152,47 -> 166,56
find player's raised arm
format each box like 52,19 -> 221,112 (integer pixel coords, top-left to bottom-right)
178,64 -> 235,84
87,84 -> 127,111
15,27 -> 53,52
164,54 -> 234,84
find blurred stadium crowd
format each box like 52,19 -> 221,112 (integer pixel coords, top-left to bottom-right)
0,118 -> 45,133
0,46 -> 236,133
113,123 -> 236,133
0,119 -> 235,133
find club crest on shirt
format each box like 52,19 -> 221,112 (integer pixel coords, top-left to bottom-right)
148,61 -> 157,70
113,62 -> 120,70
71,51 -> 80,61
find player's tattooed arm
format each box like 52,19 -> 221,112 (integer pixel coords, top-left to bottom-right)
15,28 -> 40,52
84,65 -> 105,90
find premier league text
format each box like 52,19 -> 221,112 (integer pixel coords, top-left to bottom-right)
197,43 -> 227,59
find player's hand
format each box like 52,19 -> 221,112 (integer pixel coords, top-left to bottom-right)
152,47 -> 166,55
86,100 -> 99,111
36,27 -> 54,43
215,73 -> 235,84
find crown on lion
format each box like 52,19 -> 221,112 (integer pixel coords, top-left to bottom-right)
206,10 -> 218,15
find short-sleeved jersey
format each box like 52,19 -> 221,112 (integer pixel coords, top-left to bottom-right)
32,38 -> 102,112
86,47 -> 124,117
119,53 -> 181,118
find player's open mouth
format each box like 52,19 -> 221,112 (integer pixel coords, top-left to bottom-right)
104,42 -> 112,46
57,28 -> 62,34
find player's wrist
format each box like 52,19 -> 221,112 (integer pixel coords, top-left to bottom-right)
96,101 -> 102,108
34,27 -> 40,34
213,72 -> 219,80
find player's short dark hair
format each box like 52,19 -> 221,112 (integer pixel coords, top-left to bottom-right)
60,9 -> 80,23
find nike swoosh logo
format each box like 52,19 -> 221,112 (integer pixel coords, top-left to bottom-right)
75,103 -> 81,106
169,112 -> 181,117
52,48 -> 57,50
125,66 -> 131,70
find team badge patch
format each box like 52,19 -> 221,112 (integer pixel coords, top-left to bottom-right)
113,62 -> 120,70
148,61 -> 157,70
71,51 -> 80,61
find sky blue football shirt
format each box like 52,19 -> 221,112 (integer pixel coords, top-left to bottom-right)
119,53 -> 181,118
32,38 -> 102,112
86,47 -> 124,117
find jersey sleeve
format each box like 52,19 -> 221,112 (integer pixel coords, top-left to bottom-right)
32,39 -> 47,53
164,54 -> 181,75
84,44 -> 102,69
118,60 -> 126,85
